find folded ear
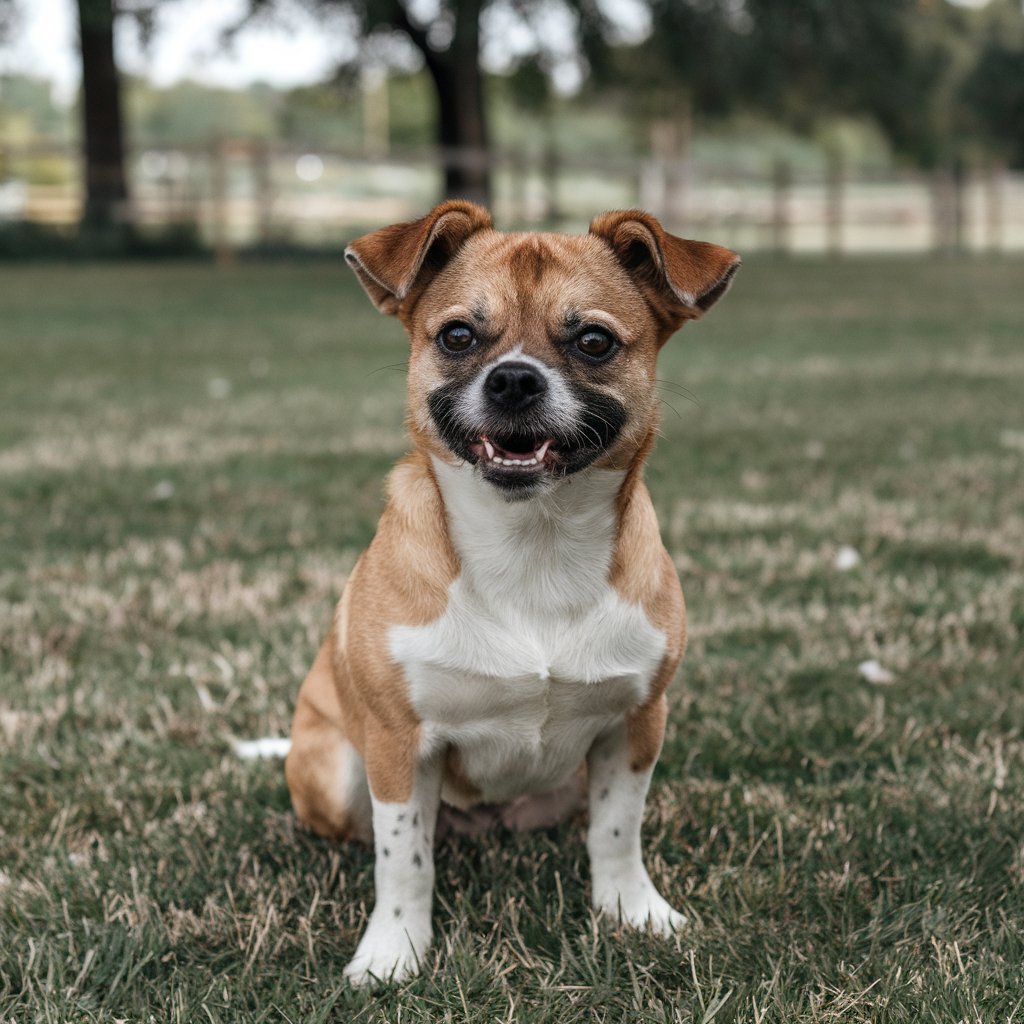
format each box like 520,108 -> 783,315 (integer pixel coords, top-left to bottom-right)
590,210 -> 740,334
344,200 -> 493,316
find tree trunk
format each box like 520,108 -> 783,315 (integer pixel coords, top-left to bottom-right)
429,62 -> 490,205
76,0 -> 129,231
417,0 -> 490,206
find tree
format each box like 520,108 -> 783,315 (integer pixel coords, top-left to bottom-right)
239,0 -> 622,206
959,0 -> 1024,169
624,0 -> 973,169
382,0 -> 489,204
76,0 -> 130,231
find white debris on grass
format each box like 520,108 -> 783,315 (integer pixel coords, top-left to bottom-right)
235,737 -> 292,760
834,545 -> 862,571
999,429 -> 1024,452
858,659 -> 895,685
207,377 -> 232,399
149,479 -> 175,502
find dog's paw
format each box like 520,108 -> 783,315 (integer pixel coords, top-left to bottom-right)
343,917 -> 431,987
595,879 -> 686,936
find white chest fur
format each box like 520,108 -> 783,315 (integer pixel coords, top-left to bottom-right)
388,460 -> 667,805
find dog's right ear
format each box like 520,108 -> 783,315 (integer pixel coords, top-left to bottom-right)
344,201 -> 493,316
590,210 -> 740,336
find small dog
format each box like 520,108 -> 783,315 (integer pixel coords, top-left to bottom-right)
285,202 -> 739,984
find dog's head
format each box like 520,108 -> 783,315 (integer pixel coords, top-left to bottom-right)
345,201 -> 739,498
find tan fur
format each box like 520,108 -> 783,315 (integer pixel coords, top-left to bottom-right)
605,430 -> 687,772
287,203 -> 738,841
287,452 -> 458,823
285,632 -> 367,841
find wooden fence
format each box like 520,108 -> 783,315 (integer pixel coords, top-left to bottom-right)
1,141 -> 1022,259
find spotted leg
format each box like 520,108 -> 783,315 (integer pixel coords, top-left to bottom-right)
586,716 -> 686,934
343,757 -> 442,986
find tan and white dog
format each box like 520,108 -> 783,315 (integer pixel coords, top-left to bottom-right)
285,201 -> 739,985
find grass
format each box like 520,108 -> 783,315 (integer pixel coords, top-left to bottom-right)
1,255 -> 1023,1023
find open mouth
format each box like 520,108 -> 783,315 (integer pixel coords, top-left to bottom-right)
469,434 -> 557,472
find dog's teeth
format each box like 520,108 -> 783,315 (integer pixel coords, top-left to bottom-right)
482,438 -> 495,459
536,440 -> 552,461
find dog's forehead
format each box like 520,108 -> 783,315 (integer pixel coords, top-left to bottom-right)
422,230 -> 647,324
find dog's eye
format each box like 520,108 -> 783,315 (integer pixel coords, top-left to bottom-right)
438,324 -> 477,354
574,329 -> 616,361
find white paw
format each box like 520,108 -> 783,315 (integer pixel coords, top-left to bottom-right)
343,917 -> 431,987
595,880 -> 687,936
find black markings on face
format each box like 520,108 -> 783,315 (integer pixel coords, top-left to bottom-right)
428,382 -> 475,464
397,814 -> 405,822
564,309 -> 582,333
382,847 -> 390,857
412,813 -> 419,827
613,829 -> 620,838
428,378 -> 628,483
392,828 -> 400,837
393,907 -> 402,918
412,852 -> 422,868
599,788 -> 610,801
568,385 -> 628,466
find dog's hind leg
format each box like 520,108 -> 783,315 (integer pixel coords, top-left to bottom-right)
286,638 -> 372,844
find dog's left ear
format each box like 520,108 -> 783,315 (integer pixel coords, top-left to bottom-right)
590,210 -> 740,334
345,200 -> 493,316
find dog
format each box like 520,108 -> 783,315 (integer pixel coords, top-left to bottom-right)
285,202 -> 740,985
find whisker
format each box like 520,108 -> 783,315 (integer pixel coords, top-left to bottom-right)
655,378 -> 702,407
368,361 -> 410,377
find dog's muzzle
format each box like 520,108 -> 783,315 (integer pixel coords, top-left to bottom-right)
427,354 -> 628,497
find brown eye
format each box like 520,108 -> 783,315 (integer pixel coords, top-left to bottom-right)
438,323 -> 476,354
574,329 -> 616,361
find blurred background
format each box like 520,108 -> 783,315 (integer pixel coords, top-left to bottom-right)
1,0 -> 1023,257
3,4 -> 1024,1019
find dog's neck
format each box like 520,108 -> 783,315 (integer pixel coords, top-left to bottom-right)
429,455 -> 628,615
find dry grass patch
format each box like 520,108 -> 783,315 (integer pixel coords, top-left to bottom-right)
2,257 -> 1023,1022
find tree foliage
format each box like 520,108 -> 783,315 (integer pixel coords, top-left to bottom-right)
959,0 -> 1024,168
613,0 -> 1006,168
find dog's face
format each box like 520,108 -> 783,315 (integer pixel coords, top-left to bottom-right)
346,203 -> 739,498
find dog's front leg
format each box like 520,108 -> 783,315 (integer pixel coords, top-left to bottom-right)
343,754 -> 442,986
586,707 -> 686,935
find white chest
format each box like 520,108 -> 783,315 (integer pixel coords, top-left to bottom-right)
387,461 -> 667,803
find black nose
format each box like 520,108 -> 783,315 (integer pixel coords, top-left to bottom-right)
484,361 -> 548,410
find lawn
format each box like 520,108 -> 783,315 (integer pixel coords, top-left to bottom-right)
1,255 -> 1023,1023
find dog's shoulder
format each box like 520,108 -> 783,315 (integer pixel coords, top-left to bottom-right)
351,450 -> 460,630
611,468 -> 686,655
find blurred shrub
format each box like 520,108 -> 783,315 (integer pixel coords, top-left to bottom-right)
0,219 -> 205,260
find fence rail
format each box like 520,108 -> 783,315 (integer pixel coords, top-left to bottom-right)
2,141 -> 1023,257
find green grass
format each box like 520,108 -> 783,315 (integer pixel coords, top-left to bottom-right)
1,256 -> 1023,1022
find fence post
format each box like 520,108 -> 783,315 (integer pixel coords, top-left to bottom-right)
931,166 -> 957,255
253,141 -> 272,248
543,138 -> 560,227
650,115 -> 689,231
772,158 -> 792,255
826,149 -> 844,256
985,160 -> 1005,254
211,138 -> 233,268
508,150 -> 527,227
361,65 -> 389,159
952,157 -> 966,255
